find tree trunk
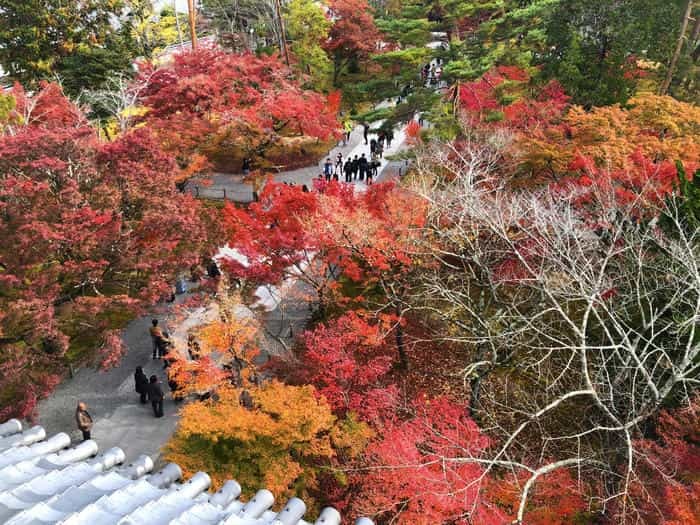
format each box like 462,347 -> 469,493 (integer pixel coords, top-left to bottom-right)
394,304 -> 409,370
468,343 -> 488,419
660,0 -> 694,95
690,13 -> 700,62
174,0 -> 184,47
187,0 -> 198,50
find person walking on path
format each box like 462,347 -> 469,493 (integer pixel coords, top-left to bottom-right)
351,155 -> 359,180
335,153 -> 343,174
358,154 -> 368,182
241,157 -> 251,175
135,366 -> 149,404
149,375 -> 165,418
75,402 -> 93,441
343,119 -> 353,145
343,159 -> 353,182
363,123 -> 369,145
323,158 -> 333,182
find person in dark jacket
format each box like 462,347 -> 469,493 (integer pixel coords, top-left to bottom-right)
351,155 -> 359,180
149,375 -> 165,418
358,154 -> 368,181
386,128 -> 394,147
207,259 -> 221,278
134,366 -> 149,404
75,402 -> 93,441
323,158 -> 333,181
343,159 -> 353,182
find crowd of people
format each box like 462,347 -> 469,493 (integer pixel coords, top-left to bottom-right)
321,126 -> 395,186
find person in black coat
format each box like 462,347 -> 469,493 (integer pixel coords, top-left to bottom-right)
149,375 -> 164,418
343,159 -> 353,182
358,154 -> 368,181
134,366 -> 149,404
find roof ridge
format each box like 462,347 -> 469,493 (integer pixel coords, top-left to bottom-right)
0,420 -> 375,525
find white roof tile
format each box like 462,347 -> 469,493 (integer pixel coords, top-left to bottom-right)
0,421 -> 372,525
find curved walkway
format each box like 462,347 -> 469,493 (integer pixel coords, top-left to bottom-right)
185,106 -> 414,203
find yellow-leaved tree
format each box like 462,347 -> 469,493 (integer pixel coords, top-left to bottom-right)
520,93 -> 700,177
164,381 -> 373,511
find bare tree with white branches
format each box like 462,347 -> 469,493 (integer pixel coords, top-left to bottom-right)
403,130 -> 700,523
79,72 -> 155,136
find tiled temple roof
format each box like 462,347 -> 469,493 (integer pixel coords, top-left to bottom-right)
0,419 -> 374,525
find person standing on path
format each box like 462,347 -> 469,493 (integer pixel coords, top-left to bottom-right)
149,375 -> 165,418
323,158 -> 333,182
149,319 -> 163,359
343,159 -> 353,182
358,154 -> 368,182
135,366 -> 149,404
335,153 -> 343,174
75,402 -> 93,441
363,123 -> 369,145
351,155 -> 359,180
343,119 -> 353,145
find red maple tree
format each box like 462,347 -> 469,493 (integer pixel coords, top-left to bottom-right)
299,312 -> 398,423
324,0 -> 382,84
0,83 -> 213,420
137,46 -> 340,176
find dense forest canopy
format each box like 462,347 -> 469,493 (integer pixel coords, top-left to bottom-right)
0,0 -> 699,523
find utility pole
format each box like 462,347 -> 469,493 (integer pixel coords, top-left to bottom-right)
187,0 -> 198,50
273,0 -> 290,66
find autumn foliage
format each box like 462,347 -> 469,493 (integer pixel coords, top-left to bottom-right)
0,83 -> 212,419
300,313 -> 397,423
348,396 -> 494,522
164,381 -> 372,512
324,0 -> 382,83
137,46 -> 340,174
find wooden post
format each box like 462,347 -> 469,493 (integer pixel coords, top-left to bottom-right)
187,0 -> 198,50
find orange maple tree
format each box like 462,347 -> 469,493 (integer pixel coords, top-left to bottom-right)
165,381 -> 373,511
